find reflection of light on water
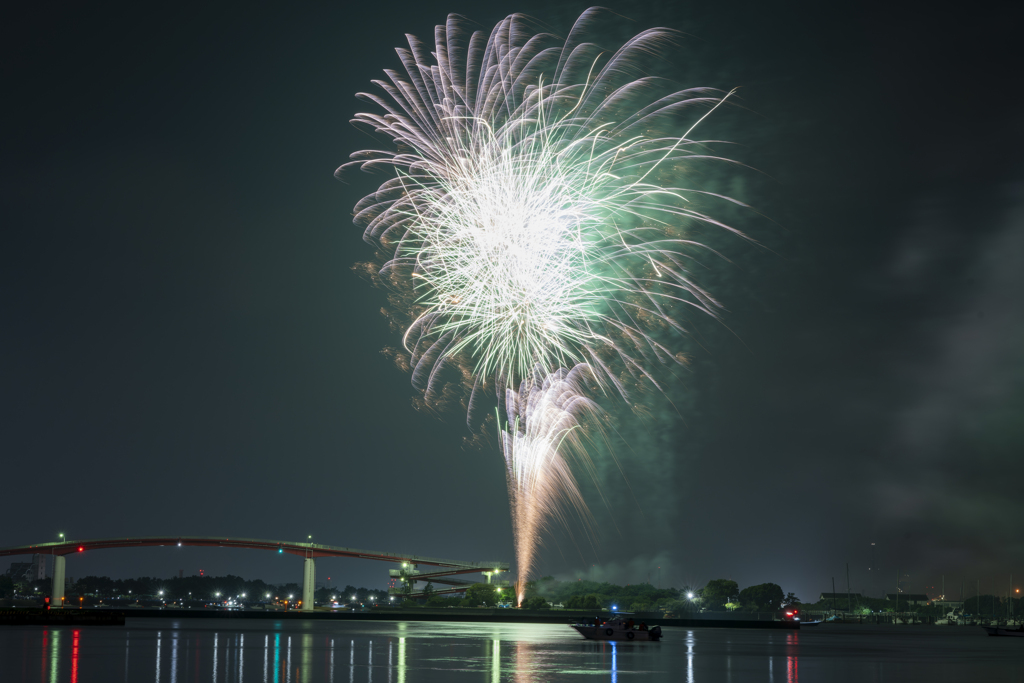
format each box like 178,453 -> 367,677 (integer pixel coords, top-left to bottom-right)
610,641 -> 617,683
71,629 -> 79,683
349,639 -> 355,683
686,630 -> 695,683
331,638 -> 336,683
367,640 -> 373,683
397,638 -> 406,683
49,628 -> 60,683
513,640 -> 531,683
387,640 -> 391,683
785,632 -> 799,683
491,639 -> 501,683
301,633 -> 312,683
264,635 -> 269,682
170,633 -> 178,683
274,633 -> 281,683
287,636 -> 293,683
156,631 -> 162,683
239,633 -> 244,682
41,630 -> 48,683
212,633 -> 218,683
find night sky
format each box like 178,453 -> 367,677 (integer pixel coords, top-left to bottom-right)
3,0 -> 1021,601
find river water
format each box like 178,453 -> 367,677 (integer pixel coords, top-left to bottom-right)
0,619 -> 1019,682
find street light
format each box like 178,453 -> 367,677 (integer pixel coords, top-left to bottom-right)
687,592 -> 695,600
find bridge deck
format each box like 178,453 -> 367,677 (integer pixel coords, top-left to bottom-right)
0,536 -> 508,572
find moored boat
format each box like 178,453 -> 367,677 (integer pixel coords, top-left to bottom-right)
982,626 -> 1024,637
571,618 -> 662,641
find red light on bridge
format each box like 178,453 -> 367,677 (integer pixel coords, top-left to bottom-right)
78,546 -> 84,552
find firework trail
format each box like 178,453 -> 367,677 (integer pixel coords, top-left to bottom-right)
501,365 -> 601,604
342,8 -> 746,598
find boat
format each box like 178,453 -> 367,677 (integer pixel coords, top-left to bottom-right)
982,626 -> 1024,637
799,620 -> 823,626
571,618 -> 662,641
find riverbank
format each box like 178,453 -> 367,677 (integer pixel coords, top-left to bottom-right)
0,606 -> 797,629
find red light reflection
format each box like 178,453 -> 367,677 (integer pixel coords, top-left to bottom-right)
40,630 -> 47,683
71,629 -> 80,683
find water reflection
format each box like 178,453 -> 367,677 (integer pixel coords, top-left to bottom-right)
170,633 -> 178,683
785,632 -> 799,683
274,630 -> 282,683
301,633 -> 312,683
686,630 -> 695,683
41,629 -> 48,683
14,618 -> 1009,683
491,638 -> 500,683
70,630 -> 79,683
397,637 -> 406,683
513,638 -> 532,683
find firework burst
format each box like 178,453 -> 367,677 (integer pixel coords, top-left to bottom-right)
343,8 -> 747,402
342,8 -> 747,598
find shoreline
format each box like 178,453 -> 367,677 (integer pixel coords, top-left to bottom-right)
1,607 -> 797,629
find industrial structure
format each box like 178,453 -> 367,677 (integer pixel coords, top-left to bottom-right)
389,563 -> 510,599
0,536 -> 507,610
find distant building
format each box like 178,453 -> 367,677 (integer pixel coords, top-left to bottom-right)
4,554 -> 45,583
886,593 -> 930,606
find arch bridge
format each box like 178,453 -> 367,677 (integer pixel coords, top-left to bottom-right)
0,536 -> 508,610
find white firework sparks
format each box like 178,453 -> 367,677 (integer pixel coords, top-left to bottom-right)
343,8 -> 747,397
501,365 -> 601,605
343,8 -> 749,596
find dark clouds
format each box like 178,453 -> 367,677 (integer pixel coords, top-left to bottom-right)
2,0 -> 1021,599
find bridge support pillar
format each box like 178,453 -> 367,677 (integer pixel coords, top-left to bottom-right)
51,555 -> 66,609
302,557 -> 315,611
